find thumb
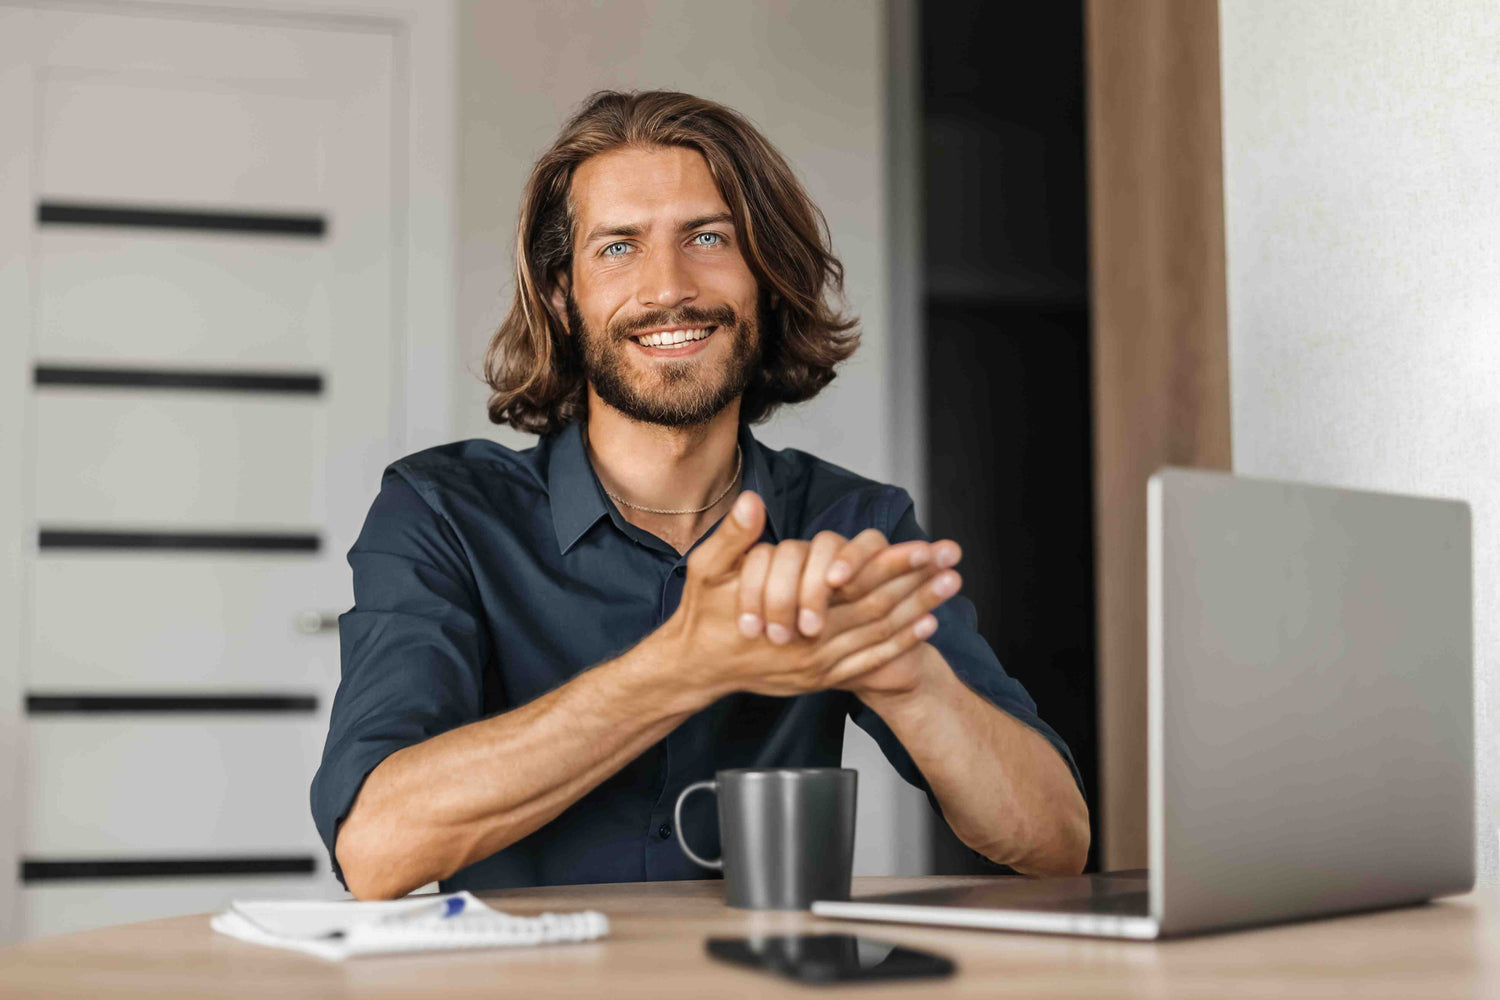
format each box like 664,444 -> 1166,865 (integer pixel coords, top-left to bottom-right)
690,490 -> 765,578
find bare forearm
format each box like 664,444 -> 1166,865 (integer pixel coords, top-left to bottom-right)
336,630 -> 708,899
858,645 -> 1089,876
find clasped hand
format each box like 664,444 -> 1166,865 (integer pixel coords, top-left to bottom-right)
667,490 -> 964,700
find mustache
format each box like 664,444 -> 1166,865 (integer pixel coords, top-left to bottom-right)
611,304 -> 739,339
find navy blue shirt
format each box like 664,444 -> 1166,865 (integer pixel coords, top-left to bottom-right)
311,417 -> 1080,892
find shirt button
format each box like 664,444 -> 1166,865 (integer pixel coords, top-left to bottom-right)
658,824 -> 673,840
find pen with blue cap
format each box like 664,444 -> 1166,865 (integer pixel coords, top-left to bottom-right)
318,895 -> 470,939
374,894 -> 469,925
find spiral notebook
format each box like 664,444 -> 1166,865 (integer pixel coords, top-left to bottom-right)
210,891 -> 610,960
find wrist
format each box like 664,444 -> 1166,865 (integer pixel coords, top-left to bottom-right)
852,642 -> 951,719
621,616 -> 724,716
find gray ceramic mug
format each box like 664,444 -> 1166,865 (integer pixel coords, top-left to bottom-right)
673,767 -> 857,909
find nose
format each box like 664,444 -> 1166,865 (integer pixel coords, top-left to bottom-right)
636,246 -> 698,311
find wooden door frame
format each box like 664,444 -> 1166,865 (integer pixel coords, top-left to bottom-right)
0,0 -> 454,941
1085,0 -> 1233,869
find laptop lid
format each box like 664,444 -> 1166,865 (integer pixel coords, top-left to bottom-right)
1148,469 -> 1474,936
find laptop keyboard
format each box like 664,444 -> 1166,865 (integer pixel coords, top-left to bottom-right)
1047,890 -> 1150,916
847,874 -> 1152,918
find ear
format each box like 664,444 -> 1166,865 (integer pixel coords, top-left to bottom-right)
550,271 -> 572,333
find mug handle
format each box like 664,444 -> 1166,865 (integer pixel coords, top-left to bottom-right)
673,780 -> 723,870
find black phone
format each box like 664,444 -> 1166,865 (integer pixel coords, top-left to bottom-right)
705,933 -> 956,984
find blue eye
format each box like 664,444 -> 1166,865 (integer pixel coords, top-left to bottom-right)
602,242 -> 630,256
692,232 -> 724,246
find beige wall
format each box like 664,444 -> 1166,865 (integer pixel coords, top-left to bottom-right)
1220,0 -> 1500,882
453,0 -> 930,874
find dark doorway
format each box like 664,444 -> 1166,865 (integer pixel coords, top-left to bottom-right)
920,0 -> 1100,874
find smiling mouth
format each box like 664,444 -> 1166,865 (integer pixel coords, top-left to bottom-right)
628,326 -> 717,350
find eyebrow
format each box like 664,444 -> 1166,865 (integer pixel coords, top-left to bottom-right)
679,212 -> 734,231
581,212 -> 734,247
582,221 -> 644,245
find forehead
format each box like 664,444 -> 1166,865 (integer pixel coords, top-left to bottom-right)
570,144 -> 728,232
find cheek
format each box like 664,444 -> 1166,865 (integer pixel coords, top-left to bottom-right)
574,276 -> 633,331
699,259 -> 760,311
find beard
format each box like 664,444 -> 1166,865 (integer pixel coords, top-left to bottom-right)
567,291 -> 764,429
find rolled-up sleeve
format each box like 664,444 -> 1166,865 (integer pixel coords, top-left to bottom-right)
848,487 -> 1085,821
310,467 -> 492,889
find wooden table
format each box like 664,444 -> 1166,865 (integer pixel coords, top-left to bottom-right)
0,877 -> 1493,998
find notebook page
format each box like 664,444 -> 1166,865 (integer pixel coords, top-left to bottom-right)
231,891 -> 484,939
341,910 -> 611,956
212,897 -> 609,960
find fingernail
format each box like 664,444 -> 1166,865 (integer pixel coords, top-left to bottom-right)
738,613 -> 762,638
766,622 -> 791,645
936,545 -> 958,568
799,609 -> 821,636
932,572 -> 959,597
733,493 -> 755,527
827,561 -> 851,585
909,546 -> 930,568
914,614 -> 938,639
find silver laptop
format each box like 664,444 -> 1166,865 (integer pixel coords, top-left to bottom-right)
813,468 -> 1474,939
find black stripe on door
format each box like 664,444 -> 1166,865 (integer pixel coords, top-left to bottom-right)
37,201 -> 326,238
34,366 -> 323,395
20,857 -> 318,882
26,694 -> 319,714
37,530 -> 320,553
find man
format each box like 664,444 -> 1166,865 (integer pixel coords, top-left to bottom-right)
312,90 -> 1088,901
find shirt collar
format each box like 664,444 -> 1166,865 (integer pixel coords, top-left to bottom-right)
548,417 -> 784,556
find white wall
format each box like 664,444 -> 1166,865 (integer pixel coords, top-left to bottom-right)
454,0 -> 930,875
1220,0 -> 1500,882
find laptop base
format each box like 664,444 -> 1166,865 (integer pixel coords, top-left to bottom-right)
811,871 -> 1159,940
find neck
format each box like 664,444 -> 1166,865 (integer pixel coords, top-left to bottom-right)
582,393 -> 745,539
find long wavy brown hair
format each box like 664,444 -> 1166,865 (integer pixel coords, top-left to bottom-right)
483,89 -> 860,435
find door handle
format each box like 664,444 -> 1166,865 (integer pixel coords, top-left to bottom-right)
295,611 -> 341,635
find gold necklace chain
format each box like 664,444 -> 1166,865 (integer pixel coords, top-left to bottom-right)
601,442 -> 743,515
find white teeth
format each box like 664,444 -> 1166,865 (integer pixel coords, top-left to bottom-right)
635,327 -> 712,348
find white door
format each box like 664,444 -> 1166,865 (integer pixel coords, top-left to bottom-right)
0,3 -> 401,940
